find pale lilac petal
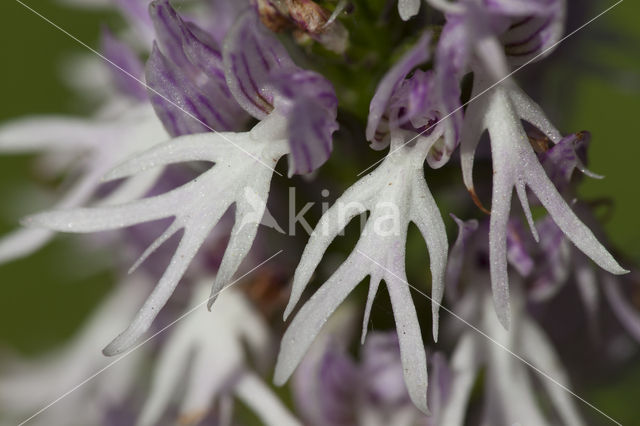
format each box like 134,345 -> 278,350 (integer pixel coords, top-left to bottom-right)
137,323 -> 194,426
446,215 -> 478,300
506,219 -> 534,277
366,32 -> 431,146
521,318 -> 585,426
362,332 -> 411,407
438,332 -> 480,425
223,10 -> 295,119
539,131 -> 602,192
500,1 -> 566,66
427,352 -> 452,420
269,69 -> 338,175
602,275 -> 640,342
147,0 -> 247,135
100,27 -> 147,101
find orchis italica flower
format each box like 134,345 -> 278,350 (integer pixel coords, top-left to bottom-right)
276,133 -> 447,411
138,281 -> 299,426
460,71 -> 627,328
24,4 -> 338,355
442,217 -> 585,426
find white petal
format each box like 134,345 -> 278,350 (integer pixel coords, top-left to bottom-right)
104,227 -> 212,355
284,177 -> 372,318
274,255 -> 368,385
0,117 -> 99,153
137,324 -> 194,426
488,164 -> 514,330
0,228 -> 54,264
398,0 -> 421,20
438,332 -> 480,426
385,265 -> 429,413
23,190 -> 179,233
524,161 -> 627,275
515,179 -> 539,242
602,274 -> 640,342
521,318 -> 585,426
361,272 -> 382,344
208,170 -> 275,309
104,132 -> 239,181
509,86 -> 562,143
410,171 -> 448,341
234,372 -> 301,426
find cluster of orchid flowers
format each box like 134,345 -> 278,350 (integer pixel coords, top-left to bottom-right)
1,0 -> 639,425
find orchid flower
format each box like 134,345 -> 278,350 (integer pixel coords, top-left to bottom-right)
275,129 -> 447,412
460,70 -> 626,328
441,217 -> 585,426
441,290 -> 585,426
0,277 -> 150,426
24,5 -> 338,355
137,280 -> 299,426
0,104 -> 166,265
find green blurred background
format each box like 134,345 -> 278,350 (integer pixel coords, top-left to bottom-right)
0,0 -> 639,424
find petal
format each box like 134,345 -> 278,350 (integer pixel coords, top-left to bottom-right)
602,274 -> 640,342
500,2 -> 566,66
146,43 -> 236,136
398,0 -> 421,20
137,323 -> 193,426
100,27 -> 147,101
285,102 -> 337,175
104,132 -> 237,181
274,255 -> 368,385
284,175 -> 374,318
438,332 -> 480,425
0,117 -> 101,153
409,170 -> 448,341
445,215 -> 478,301
234,372 -> 302,426
223,10 -> 295,119
385,265 -> 429,413
508,85 -> 561,143
104,226 -> 213,355
521,318 -> 585,426
208,170 -> 276,309
366,32 -> 431,145
268,69 -> 338,175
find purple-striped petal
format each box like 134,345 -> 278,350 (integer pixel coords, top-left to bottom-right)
146,0 -> 248,135
269,69 -> 338,175
223,10 -> 296,119
499,0 -> 566,66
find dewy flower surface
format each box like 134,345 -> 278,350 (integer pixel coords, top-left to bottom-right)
0,0 -> 638,425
